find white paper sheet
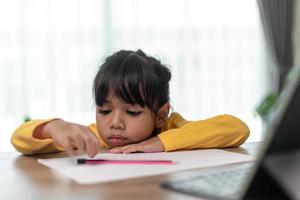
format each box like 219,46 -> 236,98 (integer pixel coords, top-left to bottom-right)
38,149 -> 255,184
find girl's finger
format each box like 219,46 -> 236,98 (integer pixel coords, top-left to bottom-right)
65,146 -> 77,157
81,128 -> 100,157
57,137 -> 78,157
109,147 -> 123,153
64,142 -> 79,157
85,136 -> 99,157
71,134 -> 86,155
122,145 -> 143,154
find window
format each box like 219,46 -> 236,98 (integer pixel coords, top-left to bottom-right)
0,0 -> 268,151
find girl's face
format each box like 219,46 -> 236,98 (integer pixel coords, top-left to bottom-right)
96,95 -> 156,148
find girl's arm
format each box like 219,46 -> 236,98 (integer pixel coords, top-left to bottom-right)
11,119 -> 64,155
11,119 -> 101,156
158,113 -> 250,151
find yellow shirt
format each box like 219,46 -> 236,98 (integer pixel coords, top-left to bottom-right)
11,112 -> 250,155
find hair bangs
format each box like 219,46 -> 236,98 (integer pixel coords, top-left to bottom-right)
115,54 -> 148,106
94,53 -> 150,107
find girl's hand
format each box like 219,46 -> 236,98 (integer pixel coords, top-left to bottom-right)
109,136 -> 165,154
34,119 -> 100,157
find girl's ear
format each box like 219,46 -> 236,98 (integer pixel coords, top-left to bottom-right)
155,103 -> 170,128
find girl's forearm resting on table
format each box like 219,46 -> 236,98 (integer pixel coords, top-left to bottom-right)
158,114 -> 250,151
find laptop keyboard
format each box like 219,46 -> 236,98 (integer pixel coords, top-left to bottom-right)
161,163 -> 253,200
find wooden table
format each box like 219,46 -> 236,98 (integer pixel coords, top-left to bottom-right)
0,142 -> 260,200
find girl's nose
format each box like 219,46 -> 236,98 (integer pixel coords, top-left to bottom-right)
110,111 -> 125,130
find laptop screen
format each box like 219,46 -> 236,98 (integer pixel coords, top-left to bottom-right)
242,66 -> 300,199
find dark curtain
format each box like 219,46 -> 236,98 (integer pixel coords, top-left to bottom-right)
257,0 -> 294,91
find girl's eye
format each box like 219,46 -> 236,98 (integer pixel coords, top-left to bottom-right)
98,109 -> 111,115
126,111 -> 142,116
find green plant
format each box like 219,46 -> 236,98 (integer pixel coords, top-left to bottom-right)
256,93 -> 278,120
24,115 -> 31,122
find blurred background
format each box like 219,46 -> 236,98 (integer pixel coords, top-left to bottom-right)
0,0 -> 290,151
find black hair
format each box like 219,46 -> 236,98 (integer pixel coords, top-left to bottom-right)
93,49 -> 171,116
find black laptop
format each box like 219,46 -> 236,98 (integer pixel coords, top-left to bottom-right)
161,66 -> 300,200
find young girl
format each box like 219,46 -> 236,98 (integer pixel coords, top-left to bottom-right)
11,49 -> 250,158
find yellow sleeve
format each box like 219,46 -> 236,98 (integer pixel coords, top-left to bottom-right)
11,119 -> 105,155
11,119 -> 63,155
157,113 -> 250,152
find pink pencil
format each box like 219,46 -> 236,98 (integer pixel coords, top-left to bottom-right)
77,158 -> 175,165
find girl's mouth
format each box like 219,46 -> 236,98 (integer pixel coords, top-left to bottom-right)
108,135 -> 127,145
